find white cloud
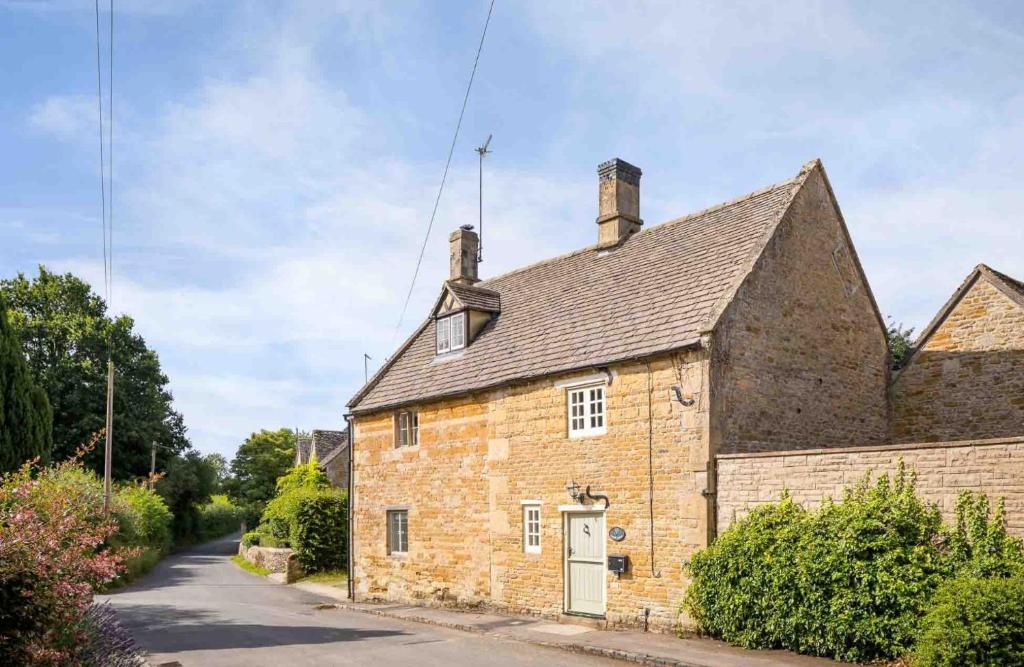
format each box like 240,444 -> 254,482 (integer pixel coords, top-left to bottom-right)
28,95 -> 94,140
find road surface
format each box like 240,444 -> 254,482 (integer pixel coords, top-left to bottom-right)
102,534 -> 620,666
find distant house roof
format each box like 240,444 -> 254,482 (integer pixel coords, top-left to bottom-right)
904,263 -> 1024,367
312,429 -> 348,466
349,161 -> 823,414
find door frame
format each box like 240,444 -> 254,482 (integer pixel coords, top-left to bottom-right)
560,505 -> 606,617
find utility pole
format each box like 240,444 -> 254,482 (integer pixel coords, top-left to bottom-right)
475,134 -> 492,262
103,359 -> 114,514
150,441 -> 156,488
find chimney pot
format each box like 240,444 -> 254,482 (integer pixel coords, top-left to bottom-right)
596,158 -> 642,248
449,225 -> 480,284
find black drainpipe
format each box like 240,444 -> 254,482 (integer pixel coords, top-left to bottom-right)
345,413 -> 355,601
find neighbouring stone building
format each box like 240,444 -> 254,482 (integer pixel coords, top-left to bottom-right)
892,264 -> 1024,443
346,158 -> 897,629
296,429 -> 350,489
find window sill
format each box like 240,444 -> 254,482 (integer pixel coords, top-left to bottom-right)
569,429 -> 607,439
388,552 -> 409,560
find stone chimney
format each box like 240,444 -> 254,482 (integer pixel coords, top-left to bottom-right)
596,158 -> 643,248
449,224 -> 480,284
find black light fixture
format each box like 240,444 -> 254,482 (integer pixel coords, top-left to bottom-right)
565,479 -> 582,503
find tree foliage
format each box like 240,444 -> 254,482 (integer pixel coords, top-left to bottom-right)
156,451 -> 217,543
226,428 -> 296,517
0,296 -> 52,473
886,318 -> 916,370
1,267 -> 189,479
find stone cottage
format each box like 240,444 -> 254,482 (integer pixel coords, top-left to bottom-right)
345,158 -> 892,628
295,429 -> 350,489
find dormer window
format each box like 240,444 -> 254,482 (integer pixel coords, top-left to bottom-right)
436,312 -> 466,354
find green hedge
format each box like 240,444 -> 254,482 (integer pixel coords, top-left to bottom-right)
914,575 -> 1024,666
197,494 -> 246,542
684,466 -> 1024,663
113,485 -> 173,553
294,493 -> 347,573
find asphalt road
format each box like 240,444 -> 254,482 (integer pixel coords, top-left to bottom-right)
101,534 -> 620,667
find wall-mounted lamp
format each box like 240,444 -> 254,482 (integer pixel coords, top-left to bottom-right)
565,479 -> 582,503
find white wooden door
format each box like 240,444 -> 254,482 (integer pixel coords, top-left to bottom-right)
565,512 -> 605,616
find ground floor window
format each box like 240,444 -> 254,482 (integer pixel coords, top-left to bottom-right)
523,502 -> 541,554
387,509 -> 408,554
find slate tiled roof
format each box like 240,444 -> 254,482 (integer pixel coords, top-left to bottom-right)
445,281 -> 501,313
349,165 -> 811,414
313,429 -> 349,466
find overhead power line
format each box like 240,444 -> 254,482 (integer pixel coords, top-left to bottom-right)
392,0 -> 496,344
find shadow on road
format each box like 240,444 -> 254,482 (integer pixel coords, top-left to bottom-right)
116,603 -> 408,652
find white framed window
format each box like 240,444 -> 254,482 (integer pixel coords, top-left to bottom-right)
387,510 -> 408,554
436,312 -> 466,354
523,502 -> 541,554
450,312 -> 466,350
436,317 -> 451,353
395,410 -> 418,448
567,384 -> 606,437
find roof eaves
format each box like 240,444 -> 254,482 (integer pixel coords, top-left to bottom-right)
348,337 -> 703,416
980,264 -> 1024,310
346,317 -> 431,409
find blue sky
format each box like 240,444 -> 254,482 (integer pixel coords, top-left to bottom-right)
2,1 -> 1022,458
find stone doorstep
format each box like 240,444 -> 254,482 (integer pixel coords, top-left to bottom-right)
293,588 -> 839,667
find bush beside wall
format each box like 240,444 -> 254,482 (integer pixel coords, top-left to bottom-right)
685,465 -> 1024,664
294,493 -> 347,573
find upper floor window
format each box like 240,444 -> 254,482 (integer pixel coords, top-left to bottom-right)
436,312 -> 466,354
395,410 -> 418,448
568,385 -> 606,437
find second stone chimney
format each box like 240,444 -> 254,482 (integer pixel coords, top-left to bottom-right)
596,158 -> 643,248
449,224 -> 480,284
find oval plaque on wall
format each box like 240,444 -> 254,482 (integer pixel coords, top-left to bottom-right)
609,526 -> 626,542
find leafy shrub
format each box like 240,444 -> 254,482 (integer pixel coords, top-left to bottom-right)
113,485 -> 173,553
913,575 -> 1024,667
946,492 -> 1024,579
242,530 -> 261,547
259,463 -> 332,546
685,495 -> 806,648
196,494 -> 246,542
294,492 -> 348,573
0,458 -> 127,665
685,465 -> 947,662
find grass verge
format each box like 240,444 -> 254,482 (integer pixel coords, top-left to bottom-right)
231,554 -> 272,576
297,569 -> 348,588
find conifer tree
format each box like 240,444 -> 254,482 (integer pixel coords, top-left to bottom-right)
0,297 -> 52,472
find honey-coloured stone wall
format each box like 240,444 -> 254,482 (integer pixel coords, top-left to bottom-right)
717,436 -> 1024,536
351,351 -> 711,630
712,167 -> 890,454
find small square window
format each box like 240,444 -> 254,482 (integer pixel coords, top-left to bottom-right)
523,504 -> 541,554
387,510 -> 408,554
567,385 -> 606,437
395,410 -> 419,448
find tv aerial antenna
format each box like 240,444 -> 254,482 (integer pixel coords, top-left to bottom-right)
476,134 -> 492,262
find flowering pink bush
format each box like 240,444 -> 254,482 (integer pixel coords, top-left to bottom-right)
0,449 -> 134,665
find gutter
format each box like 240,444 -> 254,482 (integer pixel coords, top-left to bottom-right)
348,338 -> 704,416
